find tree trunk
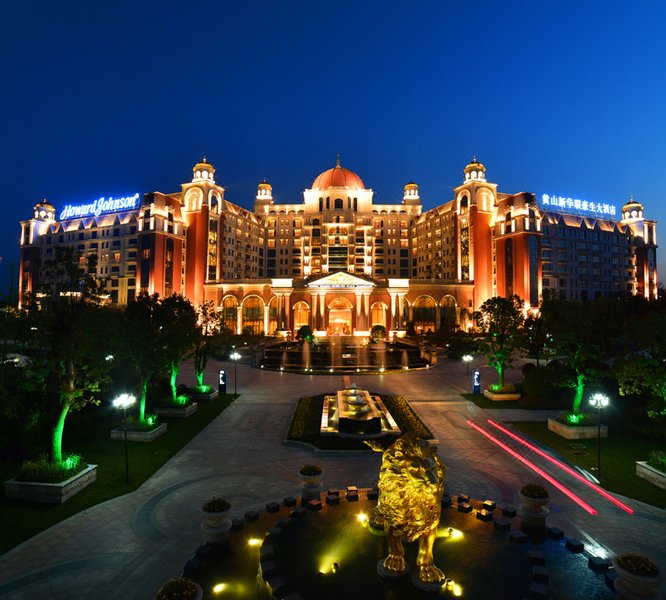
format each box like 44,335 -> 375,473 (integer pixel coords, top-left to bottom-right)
572,373 -> 585,414
139,379 -> 148,422
169,362 -> 179,402
51,404 -> 70,465
497,363 -> 505,387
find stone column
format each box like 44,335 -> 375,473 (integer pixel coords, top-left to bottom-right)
311,293 -> 317,329
319,292 -> 326,332
435,305 -> 441,332
236,305 -> 242,335
355,292 -> 362,333
390,293 -> 397,329
263,305 -> 270,335
284,293 -> 291,332
363,293 -> 370,330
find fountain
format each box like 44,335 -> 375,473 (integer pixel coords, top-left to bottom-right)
321,385 -> 401,438
302,341 -> 311,371
260,338 -> 429,373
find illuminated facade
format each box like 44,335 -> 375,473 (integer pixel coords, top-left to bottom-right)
19,158 -> 658,335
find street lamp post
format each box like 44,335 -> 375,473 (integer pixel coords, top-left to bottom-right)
112,393 -> 136,483
230,351 -> 241,395
589,393 -> 609,476
462,354 -> 473,392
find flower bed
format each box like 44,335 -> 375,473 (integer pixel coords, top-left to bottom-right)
5,463 -> 98,504
547,418 -> 607,440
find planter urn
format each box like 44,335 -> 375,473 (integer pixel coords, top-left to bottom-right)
613,557 -> 662,599
299,470 -> 323,501
518,491 -> 550,528
201,506 -> 232,545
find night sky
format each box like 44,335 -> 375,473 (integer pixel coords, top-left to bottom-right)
2,1 -> 665,296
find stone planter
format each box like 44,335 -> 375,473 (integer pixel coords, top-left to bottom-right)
4,464 -> 97,504
299,471 -> 323,501
188,389 -> 218,402
483,390 -> 521,401
110,423 -> 167,442
154,402 -> 198,418
613,558 -> 662,599
201,508 -> 232,545
635,461 -> 666,490
547,418 -> 607,439
517,491 -> 550,528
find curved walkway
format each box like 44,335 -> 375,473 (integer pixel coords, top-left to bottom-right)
0,357 -> 664,599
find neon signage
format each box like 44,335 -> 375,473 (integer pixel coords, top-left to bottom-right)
541,194 -> 616,218
59,193 -> 141,220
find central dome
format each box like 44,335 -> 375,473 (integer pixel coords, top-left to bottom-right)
311,158 -> 365,190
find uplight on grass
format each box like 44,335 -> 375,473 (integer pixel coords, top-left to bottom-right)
247,538 -> 262,547
212,582 -> 227,593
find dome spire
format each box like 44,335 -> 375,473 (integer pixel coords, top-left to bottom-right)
336,153 -> 341,168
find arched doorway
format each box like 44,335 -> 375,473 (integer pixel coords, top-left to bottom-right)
241,296 -> 264,335
293,301 -> 311,331
439,295 -> 457,334
328,297 -> 353,336
412,295 -> 436,333
370,302 -> 387,329
221,296 -> 238,332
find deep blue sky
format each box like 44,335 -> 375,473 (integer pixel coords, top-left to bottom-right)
2,1 -> 665,296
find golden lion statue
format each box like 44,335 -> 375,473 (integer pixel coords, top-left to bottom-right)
367,433 -> 446,585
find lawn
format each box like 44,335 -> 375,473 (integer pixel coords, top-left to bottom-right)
509,421 -> 665,509
463,392 -> 521,410
0,394 -> 236,556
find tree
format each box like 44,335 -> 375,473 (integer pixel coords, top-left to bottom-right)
122,293 -> 164,422
192,301 -> 222,390
296,325 -> 313,343
371,324 -> 387,342
475,295 -> 524,388
155,295 -> 198,403
522,314 -> 548,366
615,309 -> 666,419
540,297 -> 621,417
27,249 -> 116,465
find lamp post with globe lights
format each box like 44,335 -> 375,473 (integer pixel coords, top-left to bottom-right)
113,393 -> 136,483
589,393 -> 609,475
230,351 -> 241,395
462,354 -> 473,391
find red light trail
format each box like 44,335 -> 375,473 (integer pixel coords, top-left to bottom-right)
466,419 -> 597,515
486,419 -> 634,515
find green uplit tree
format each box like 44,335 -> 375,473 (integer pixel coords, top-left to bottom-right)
475,295 -> 524,388
296,325 -> 313,343
32,249 -> 116,465
540,297 -> 621,418
156,295 -> 198,403
192,300 -> 222,391
371,324 -> 387,342
122,293 -> 164,422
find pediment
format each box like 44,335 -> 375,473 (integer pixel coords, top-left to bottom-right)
307,271 -> 376,289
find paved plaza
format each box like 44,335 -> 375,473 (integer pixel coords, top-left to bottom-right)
0,356 -> 664,599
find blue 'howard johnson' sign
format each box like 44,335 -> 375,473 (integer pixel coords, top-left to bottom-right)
59,193 -> 141,220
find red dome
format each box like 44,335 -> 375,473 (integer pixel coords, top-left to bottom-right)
312,165 -> 365,190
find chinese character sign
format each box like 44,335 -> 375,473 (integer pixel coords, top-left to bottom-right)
540,194 -> 616,218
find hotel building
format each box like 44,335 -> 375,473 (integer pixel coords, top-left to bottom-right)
19,158 -> 658,335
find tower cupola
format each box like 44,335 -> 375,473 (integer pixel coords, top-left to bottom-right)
34,198 -> 56,221
403,181 -> 420,204
621,197 -> 644,222
464,158 -> 486,183
192,158 -> 216,183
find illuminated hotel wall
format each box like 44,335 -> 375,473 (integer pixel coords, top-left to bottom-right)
19,158 -> 658,333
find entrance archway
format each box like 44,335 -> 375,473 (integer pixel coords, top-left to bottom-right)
293,301 -> 311,331
328,297 -> 353,336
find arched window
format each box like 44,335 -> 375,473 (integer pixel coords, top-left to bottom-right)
334,198 -> 343,210
412,296 -> 437,333
242,296 -> 264,335
222,296 -> 238,332
293,301 -> 310,331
